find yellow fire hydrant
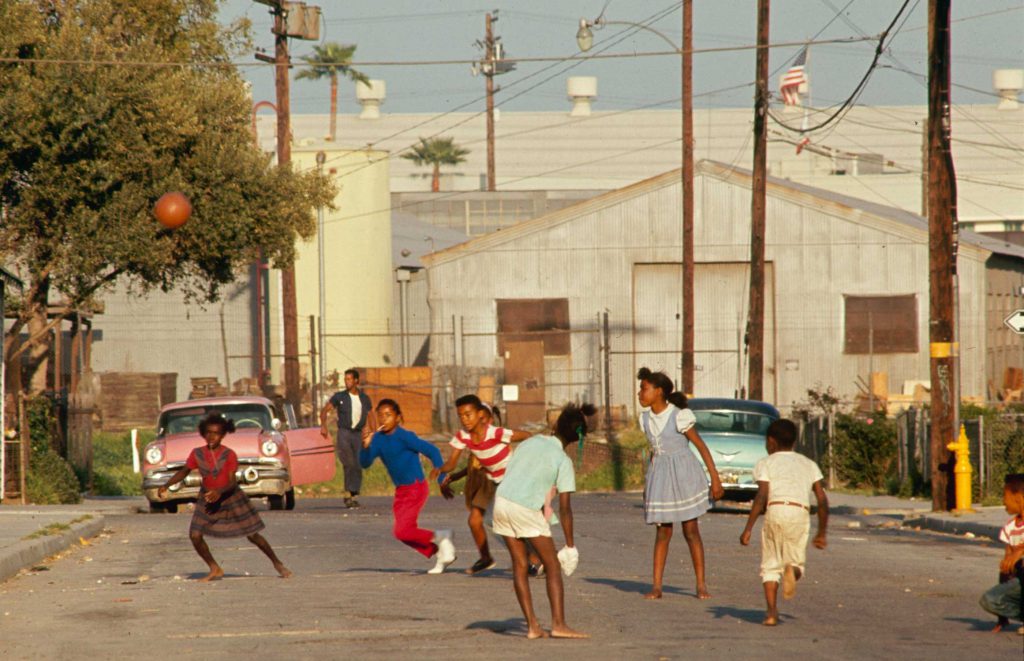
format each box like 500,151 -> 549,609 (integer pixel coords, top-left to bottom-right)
946,424 -> 974,513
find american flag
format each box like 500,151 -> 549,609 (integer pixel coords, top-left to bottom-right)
779,47 -> 808,106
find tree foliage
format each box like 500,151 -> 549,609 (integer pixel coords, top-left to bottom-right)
401,136 -> 470,192
0,0 -> 335,391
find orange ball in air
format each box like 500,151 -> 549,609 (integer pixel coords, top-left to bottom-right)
153,191 -> 192,229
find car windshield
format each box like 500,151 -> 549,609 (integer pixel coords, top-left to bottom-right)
157,403 -> 273,437
693,409 -> 775,435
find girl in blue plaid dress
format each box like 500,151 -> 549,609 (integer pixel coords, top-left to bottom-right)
637,368 -> 725,599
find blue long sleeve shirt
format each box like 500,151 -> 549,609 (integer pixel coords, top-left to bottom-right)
359,426 -> 446,487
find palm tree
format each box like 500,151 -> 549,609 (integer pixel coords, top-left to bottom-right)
401,137 -> 470,192
295,43 -> 368,141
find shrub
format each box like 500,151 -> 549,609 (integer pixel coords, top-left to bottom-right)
90,431 -> 152,496
26,449 -> 81,504
833,413 -> 896,490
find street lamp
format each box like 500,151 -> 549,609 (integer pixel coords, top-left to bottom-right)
574,7 -> 696,394
315,150 -> 327,406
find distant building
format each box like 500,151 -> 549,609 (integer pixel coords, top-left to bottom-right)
422,161 -> 1024,420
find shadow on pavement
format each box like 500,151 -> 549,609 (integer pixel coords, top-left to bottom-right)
706,605 -> 786,624
944,616 -> 1000,632
465,617 -> 528,636
583,577 -> 688,596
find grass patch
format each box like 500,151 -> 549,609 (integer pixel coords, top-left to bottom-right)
91,430 -> 153,496
22,515 -> 93,540
295,457 -> 453,498
576,459 -> 646,492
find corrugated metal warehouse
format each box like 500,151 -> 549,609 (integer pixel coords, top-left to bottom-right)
423,161 -> 1024,421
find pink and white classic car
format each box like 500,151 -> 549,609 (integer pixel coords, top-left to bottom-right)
141,396 -> 335,513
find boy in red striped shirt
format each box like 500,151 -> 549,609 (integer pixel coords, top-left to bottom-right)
433,395 -> 530,574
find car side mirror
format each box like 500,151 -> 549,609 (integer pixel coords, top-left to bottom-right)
271,418 -> 282,431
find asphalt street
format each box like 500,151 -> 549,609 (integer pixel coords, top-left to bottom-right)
0,493 -> 1020,660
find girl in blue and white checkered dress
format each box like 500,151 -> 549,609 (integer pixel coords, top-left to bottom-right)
637,367 -> 725,600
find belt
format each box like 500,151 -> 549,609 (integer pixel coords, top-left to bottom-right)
768,500 -> 809,511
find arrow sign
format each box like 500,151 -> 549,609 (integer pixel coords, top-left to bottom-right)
1005,310 -> 1024,334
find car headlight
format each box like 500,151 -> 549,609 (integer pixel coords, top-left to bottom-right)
145,444 -> 164,465
261,439 -> 280,457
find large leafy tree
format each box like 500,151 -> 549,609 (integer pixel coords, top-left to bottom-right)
401,137 -> 470,192
0,0 -> 335,393
295,42 -> 367,142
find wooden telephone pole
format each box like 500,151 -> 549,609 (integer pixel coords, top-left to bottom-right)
681,0 -> 695,395
927,0 -> 958,511
747,0 -> 770,401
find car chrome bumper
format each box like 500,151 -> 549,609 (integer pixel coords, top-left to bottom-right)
144,466 -> 290,503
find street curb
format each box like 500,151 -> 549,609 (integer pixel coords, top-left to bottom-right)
902,514 -> 1001,541
0,515 -> 106,584
831,506 -> 931,517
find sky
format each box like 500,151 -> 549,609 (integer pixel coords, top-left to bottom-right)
220,1 -> 1024,116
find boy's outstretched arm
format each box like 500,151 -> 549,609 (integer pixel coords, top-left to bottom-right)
812,480 -> 829,549
431,446 -> 463,481
509,429 -> 531,442
740,481 -> 769,546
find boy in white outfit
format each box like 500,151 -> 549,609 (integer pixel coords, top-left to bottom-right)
740,418 -> 829,626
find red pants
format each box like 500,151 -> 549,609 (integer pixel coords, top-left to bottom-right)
392,480 -> 437,558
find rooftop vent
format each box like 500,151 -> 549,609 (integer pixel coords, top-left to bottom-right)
356,79 -> 386,119
994,69 -> 1023,110
567,76 -> 597,117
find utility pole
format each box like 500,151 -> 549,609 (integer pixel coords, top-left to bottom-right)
681,0 -> 695,395
747,0 -> 770,401
256,1 -> 302,412
927,0 -> 958,511
484,12 -> 497,192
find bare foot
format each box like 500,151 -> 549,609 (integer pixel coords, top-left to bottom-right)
274,563 -> 293,579
696,586 -> 712,600
990,623 -> 1004,633
526,627 -> 549,639
198,566 -> 224,582
782,564 -> 796,600
551,625 -> 589,639
762,615 -> 778,627
643,588 -> 663,600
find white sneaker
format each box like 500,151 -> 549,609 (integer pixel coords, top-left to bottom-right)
427,533 -> 456,574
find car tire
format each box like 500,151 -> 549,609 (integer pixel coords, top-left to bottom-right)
149,501 -> 177,514
285,489 -> 296,510
268,494 -> 285,510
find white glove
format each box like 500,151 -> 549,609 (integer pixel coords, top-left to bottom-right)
557,545 -> 579,577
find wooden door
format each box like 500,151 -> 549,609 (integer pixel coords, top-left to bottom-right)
503,340 -> 546,427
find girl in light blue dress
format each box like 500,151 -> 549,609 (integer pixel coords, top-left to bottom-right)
637,367 -> 725,600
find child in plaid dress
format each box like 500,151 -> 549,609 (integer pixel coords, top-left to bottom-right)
158,412 -> 291,582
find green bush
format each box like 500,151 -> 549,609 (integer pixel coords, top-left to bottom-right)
833,413 -> 896,490
90,431 -> 152,496
26,449 -> 81,504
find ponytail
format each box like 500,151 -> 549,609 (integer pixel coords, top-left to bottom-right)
637,367 -> 686,408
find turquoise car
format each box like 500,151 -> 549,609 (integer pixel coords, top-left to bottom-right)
687,398 -> 780,500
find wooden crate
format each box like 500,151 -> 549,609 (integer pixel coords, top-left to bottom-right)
98,372 -> 178,432
359,367 -> 433,435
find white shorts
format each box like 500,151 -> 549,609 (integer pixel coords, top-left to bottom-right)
492,496 -> 551,539
759,505 -> 810,584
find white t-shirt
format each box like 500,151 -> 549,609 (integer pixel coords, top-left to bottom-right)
349,391 -> 362,429
642,404 -> 696,438
752,451 -> 824,507
999,516 -> 1024,547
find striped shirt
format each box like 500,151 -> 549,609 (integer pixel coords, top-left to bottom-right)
450,425 -> 514,483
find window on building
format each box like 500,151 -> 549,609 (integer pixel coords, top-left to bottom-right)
496,299 -> 570,356
843,295 -> 917,354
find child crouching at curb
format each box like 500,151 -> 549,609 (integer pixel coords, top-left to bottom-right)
740,418 -> 828,626
158,412 -> 291,582
979,473 -> 1024,635
490,402 -> 596,640
360,398 -> 456,574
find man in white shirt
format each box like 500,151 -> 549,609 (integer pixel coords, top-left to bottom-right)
320,369 -> 374,508
740,418 -> 829,626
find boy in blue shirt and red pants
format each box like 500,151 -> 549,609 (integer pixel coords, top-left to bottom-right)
359,399 -> 456,574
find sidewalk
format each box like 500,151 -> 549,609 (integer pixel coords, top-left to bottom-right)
829,491 -> 1008,541
0,497 -> 144,583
